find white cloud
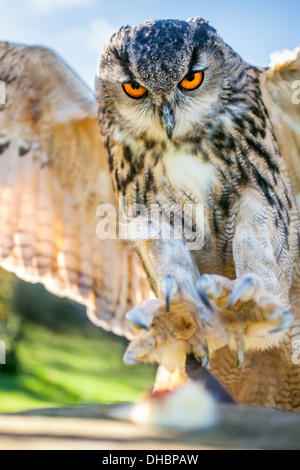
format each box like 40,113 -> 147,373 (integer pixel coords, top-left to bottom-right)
27,0 -> 95,13
0,0 -> 116,88
51,17 -> 116,87
86,17 -> 115,54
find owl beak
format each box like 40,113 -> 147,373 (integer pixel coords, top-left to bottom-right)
161,105 -> 174,140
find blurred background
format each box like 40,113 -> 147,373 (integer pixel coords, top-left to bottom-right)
0,0 -> 299,412
0,270 -> 156,412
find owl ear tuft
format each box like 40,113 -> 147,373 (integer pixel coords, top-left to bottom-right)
187,17 -> 209,26
188,17 -> 218,47
188,17 -> 217,34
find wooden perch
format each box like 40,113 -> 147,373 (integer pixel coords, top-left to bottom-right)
0,404 -> 300,450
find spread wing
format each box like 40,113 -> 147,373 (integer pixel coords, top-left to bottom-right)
259,46 -> 300,204
0,42 -> 151,338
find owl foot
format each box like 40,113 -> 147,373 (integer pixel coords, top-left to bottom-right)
196,273 -> 293,352
124,276 -> 210,390
123,273 -> 293,389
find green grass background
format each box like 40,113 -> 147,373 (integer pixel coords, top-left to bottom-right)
0,270 -> 155,413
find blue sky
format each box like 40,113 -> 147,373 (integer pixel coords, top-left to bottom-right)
0,0 -> 299,87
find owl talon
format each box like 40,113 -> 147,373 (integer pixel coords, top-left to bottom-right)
234,330 -> 244,366
201,355 -> 211,370
269,310 -> 294,334
196,276 -> 214,312
161,275 -> 180,312
125,298 -> 164,333
193,273 -> 293,359
236,349 -> 244,367
126,308 -> 151,330
123,349 -> 142,365
227,277 -> 257,308
190,336 -> 210,369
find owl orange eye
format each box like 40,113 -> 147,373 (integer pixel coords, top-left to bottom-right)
123,82 -> 147,99
180,71 -> 204,90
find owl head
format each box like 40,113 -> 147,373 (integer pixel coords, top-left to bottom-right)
96,18 -> 244,142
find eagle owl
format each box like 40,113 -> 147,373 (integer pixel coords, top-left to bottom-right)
0,18 -> 300,411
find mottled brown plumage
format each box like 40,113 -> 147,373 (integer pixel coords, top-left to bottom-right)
0,42 -> 151,337
96,19 -> 300,410
0,17 -> 300,411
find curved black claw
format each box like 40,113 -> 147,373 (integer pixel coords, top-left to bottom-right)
123,349 -> 142,365
227,277 -> 256,309
162,275 -> 180,312
236,349 -> 244,368
270,311 -> 294,334
126,309 -> 150,330
196,276 -> 214,312
201,355 -> 211,370
233,330 -> 245,367
164,275 -> 174,312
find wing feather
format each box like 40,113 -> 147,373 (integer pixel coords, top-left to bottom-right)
259,46 -> 300,204
0,42 -> 151,338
